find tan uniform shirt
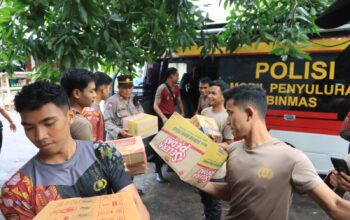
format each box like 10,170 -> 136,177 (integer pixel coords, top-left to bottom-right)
197,95 -> 210,113
225,138 -> 322,220
70,113 -> 93,141
104,94 -> 143,140
201,107 -> 233,179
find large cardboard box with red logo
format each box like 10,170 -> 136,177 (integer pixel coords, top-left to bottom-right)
107,136 -> 147,176
190,114 -> 222,141
122,113 -> 158,138
150,112 -> 228,188
34,192 -> 141,220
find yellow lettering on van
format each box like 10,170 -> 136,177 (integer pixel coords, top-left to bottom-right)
311,61 -> 327,80
270,84 -> 278,93
289,62 -> 302,79
298,97 -> 308,107
289,96 -> 299,106
230,82 -> 241,88
309,97 -> 317,108
256,63 -> 269,79
278,84 -> 287,93
271,62 -> 287,79
304,62 -> 310,79
335,85 -> 345,95
266,96 -> 274,105
345,85 -> 350,96
329,61 -> 335,80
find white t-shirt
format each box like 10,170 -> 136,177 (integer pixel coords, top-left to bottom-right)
201,107 -> 233,179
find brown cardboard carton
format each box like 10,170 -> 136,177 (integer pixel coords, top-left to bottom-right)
122,113 -> 158,138
190,114 -> 222,141
107,136 -> 148,176
34,192 -> 141,220
150,113 -> 228,188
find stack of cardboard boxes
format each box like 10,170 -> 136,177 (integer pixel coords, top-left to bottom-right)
107,136 -> 147,176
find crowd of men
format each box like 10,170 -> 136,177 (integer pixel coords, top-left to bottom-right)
0,67 -> 350,220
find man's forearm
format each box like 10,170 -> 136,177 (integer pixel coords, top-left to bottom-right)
104,121 -> 121,139
201,182 -> 230,201
329,197 -> 350,220
153,105 -> 166,121
308,183 -> 350,220
178,99 -> 184,115
0,109 -> 13,124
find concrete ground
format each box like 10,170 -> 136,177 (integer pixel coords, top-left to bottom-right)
0,112 -> 330,220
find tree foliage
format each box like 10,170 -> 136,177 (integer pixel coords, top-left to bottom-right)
0,0 -> 207,80
0,0 -> 336,80
220,0 -> 335,60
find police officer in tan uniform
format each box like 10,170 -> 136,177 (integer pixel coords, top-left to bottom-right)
104,75 -> 144,140
104,75 -> 145,195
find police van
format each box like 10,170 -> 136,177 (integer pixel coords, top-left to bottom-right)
135,25 -> 350,175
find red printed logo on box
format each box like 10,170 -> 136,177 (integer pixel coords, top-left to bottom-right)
192,168 -> 216,183
158,136 -> 191,163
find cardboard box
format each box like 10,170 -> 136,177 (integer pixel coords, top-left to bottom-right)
107,136 -> 148,176
34,192 -> 141,220
150,113 -> 228,188
122,113 -> 158,138
190,114 -> 222,140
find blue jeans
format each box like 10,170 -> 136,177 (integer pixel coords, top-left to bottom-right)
199,178 -> 225,220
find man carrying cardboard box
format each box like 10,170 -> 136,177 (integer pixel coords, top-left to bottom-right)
199,80 -> 233,220
153,67 -> 184,183
104,75 -> 144,140
150,112 -> 228,188
104,75 -> 146,194
201,85 -> 350,219
0,81 -> 149,220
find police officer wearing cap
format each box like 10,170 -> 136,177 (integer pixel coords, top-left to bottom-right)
104,75 -> 145,195
104,75 -> 144,140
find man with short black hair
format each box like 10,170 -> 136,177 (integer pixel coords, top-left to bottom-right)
153,67 -> 184,183
0,81 -> 150,219
61,68 -> 96,140
196,77 -> 211,115
83,72 -> 112,141
199,79 -> 233,220
201,85 -> 350,220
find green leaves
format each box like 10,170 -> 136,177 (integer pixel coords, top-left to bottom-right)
0,0 -> 208,81
220,0 -> 335,60
0,0 -> 336,81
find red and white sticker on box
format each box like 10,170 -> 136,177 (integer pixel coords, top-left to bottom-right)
192,167 -> 216,183
158,136 -> 192,163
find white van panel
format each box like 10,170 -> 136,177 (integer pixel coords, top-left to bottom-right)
270,130 -> 349,174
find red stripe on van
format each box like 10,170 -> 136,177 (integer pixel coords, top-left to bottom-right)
266,117 -> 342,135
267,110 -> 338,120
